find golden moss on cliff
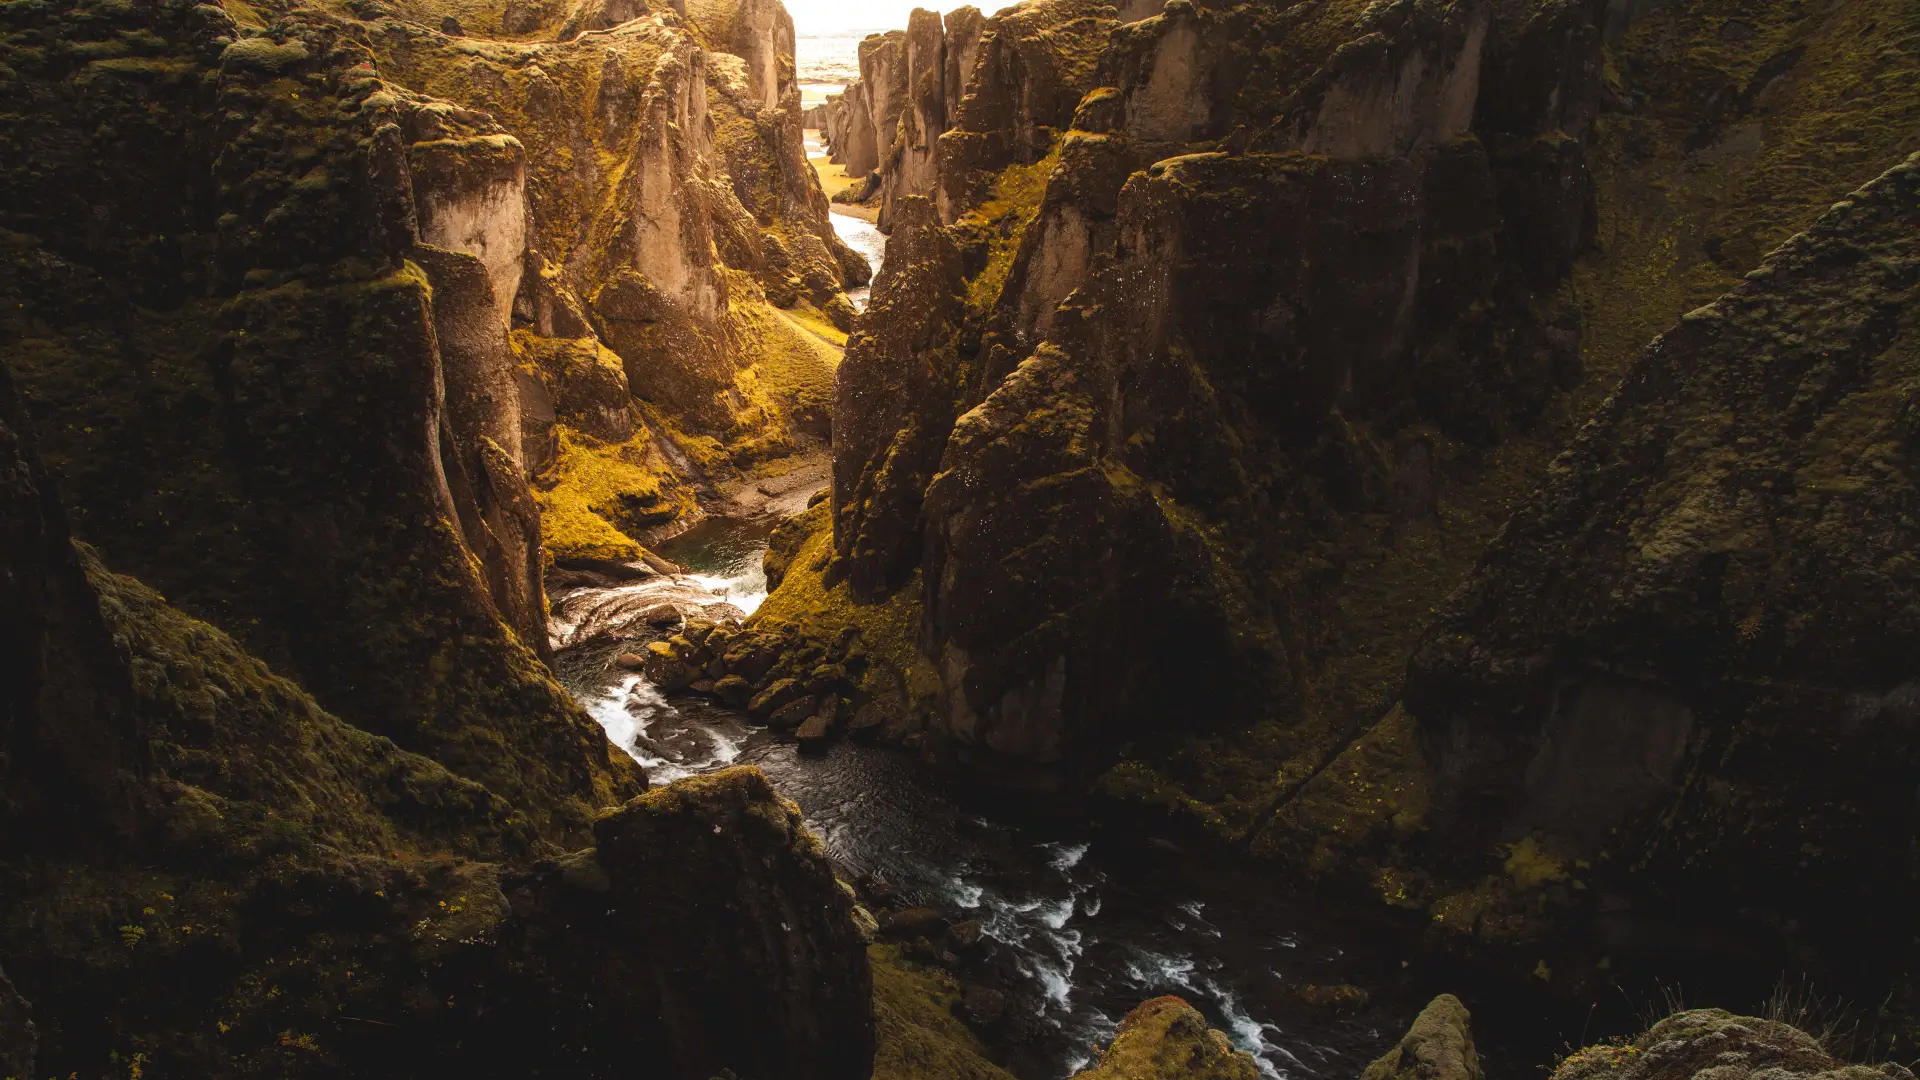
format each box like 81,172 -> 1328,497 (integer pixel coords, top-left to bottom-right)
959,143 -> 1062,314
754,502 -> 932,714
1574,0 -> 1920,402
534,426 -> 694,565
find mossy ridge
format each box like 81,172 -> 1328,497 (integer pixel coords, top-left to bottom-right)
533,424 -> 695,565
868,944 -> 1016,1080
4,545 -> 532,1074
1574,0 -> 1920,422
959,140 -> 1063,315
755,502 -> 932,718
363,8 -> 861,490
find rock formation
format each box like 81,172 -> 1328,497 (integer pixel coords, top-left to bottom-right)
758,0 -> 1920,1011
1359,995 -> 1482,1080
0,0 -> 884,1073
1552,1009 -> 1916,1080
1071,996 -> 1261,1080
2,340 -> 872,1075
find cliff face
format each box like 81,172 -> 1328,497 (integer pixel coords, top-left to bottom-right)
0,0 -> 632,835
1238,0 -> 1920,994
2,353 -> 873,1076
0,0 -> 879,1072
1401,150 -> 1920,984
782,0 -> 1595,788
819,0 -> 1120,230
762,0 -> 1920,1002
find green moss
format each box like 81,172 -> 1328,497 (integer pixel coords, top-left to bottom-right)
869,945 -> 1015,1080
958,143 -> 1063,314
755,503 -> 930,707
534,426 -> 694,565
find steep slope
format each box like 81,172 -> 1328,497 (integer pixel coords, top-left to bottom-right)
762,0 -> 1920,823
2,356 -> 873,1077
1361,149 -> 1916,990
0,0 -> 638,837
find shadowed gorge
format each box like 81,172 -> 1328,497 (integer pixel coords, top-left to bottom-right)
4,0 -> 1920,1076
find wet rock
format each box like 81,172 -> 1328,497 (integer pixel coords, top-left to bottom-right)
949,919 -> 981,950
795,713 -> 834,749
849,701 -> 891,737
615,651 -> 649,670
1360,995 -> 1480,1080
748,677 -> 804,718
715,675 -> 754,708
684,616 -> 718,644
1072,996 -> 1259,1079
690,679 -> 717,695
1296,983 -> 1370,1010
770,696 -> 818,731
880,907 -> 947,942
644,641 -> 700,691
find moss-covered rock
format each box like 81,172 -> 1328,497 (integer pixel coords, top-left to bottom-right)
869,943 -> 1014,1080
1071,996 -> 1259,1080
1359,995 -> 1482,1080
1552,1010 -> 1914,1080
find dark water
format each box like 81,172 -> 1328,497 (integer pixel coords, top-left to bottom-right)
550,517 -> 1520,1080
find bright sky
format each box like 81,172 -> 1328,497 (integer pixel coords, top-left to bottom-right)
785,0 -> 977,32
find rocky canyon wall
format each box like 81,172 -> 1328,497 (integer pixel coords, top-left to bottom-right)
2,318 -> 871,1076
0,0 -> 885,1072
759,0 -> 1920,1005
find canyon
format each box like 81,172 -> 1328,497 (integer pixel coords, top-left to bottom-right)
2,0 -> 1918,1076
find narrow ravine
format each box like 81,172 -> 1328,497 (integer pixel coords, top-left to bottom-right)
549,506 -> 1443,1080
543,125 -> 1413,1079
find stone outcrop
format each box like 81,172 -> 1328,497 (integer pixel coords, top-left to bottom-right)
1069,996 -> 1260,1080
829,196 -> 966,600
1359,995 -> 1482,1080
1553,1010 -> 1915,1080
817,0 -> 1120,230
3,354 -> 871,1075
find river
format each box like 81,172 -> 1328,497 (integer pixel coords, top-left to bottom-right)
545,510 -> 1497,1080
543,183 -> 1566,1078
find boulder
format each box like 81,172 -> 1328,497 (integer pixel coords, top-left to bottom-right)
1551,1010 -> 1913,1080
770,696 -> 818,730
1071,996 -> 1258,1080
1359,995 -> 1480,1080
748,677 -> 804,718
715,675 -> 754,708
795,713 -> 834,748
644,641 -> 700,692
